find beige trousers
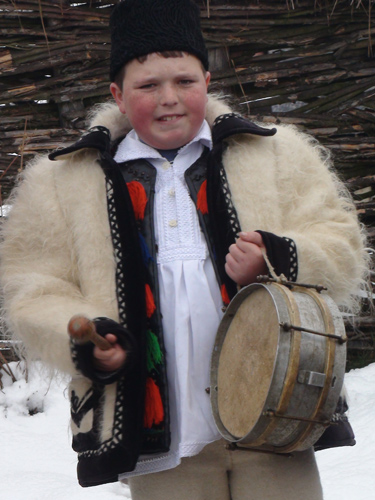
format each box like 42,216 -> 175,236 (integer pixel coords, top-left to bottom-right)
128,440 -> 323,500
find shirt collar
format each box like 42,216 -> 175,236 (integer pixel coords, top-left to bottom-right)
114,120 -> 212,164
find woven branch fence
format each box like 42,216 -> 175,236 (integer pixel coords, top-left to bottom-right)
0,0 -> 375,366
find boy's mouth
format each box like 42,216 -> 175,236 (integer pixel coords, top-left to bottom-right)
158,115 -> 182,122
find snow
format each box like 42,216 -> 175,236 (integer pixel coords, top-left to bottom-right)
316,364 -> 375,499
1,360 -> 375,500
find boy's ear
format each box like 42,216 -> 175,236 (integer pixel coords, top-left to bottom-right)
110,82 -> 126,114
205,71 -> 211,89
205,72 -> 211,103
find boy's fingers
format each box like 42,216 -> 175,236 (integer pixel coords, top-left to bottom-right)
227,244 -> 246,265
228,243 -> 241,258
104,333 -> 118,344
94,341 -> 124,361
94,345 -> 113,360
225,253 -> 237,270
224,261 -> 236,280
238,231 -> 264,247
235,238 -> 258,253
233,238 -> 264,259
93,341 -> 127,371
93,335 -> 117,356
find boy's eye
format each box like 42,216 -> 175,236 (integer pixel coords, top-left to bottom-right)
139,83 -> 156,89
179,79 -> 193,85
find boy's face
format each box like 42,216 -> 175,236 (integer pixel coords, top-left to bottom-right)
110,53 -> 211,150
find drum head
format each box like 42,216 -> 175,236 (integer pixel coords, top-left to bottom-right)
217,287 -> 279,438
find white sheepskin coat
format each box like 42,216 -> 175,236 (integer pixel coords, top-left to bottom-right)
0,95 -> 368,376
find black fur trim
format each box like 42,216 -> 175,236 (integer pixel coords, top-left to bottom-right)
314,397 -> 356,451
206,142 -> 239,300
212,113 -> 277,144
49,127 -> 111,160
71,151 -> 150,486
256,230 -> 298,281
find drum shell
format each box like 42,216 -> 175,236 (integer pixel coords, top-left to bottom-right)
210,283 -> 346,452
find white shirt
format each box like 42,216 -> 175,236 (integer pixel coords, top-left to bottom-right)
114,121 -> 223,478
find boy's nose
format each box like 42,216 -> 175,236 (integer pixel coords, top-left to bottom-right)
160,84 -> 178,105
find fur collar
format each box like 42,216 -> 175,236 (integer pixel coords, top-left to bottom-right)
49,94 -> 276,162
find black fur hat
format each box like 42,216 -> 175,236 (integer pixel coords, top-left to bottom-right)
109,0 -> 208,82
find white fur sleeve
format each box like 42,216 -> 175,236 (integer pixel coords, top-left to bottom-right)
275,126 -> 369,309
225,125 -> 368,309
0,156 -> 116,375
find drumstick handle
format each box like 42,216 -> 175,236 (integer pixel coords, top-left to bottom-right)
68,315 -> 112,351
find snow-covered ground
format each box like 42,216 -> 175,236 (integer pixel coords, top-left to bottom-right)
1,360 -> 374,500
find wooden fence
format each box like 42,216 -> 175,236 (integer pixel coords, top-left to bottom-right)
0,0 -> 374,365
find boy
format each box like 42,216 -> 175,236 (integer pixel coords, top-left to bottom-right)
0,0 -> 368,498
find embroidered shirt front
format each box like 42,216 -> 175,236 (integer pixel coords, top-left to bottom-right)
114,121 -> 222,478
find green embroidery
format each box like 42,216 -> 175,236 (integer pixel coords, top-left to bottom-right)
146,330 -> 163,372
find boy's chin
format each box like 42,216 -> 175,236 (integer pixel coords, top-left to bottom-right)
150,128 -> 205,151
143,136 -> 191,151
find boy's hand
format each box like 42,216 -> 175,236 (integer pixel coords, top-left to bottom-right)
225,231 -> 267,286
93,334 -> 127,372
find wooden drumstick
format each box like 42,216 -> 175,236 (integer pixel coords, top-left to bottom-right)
68,315 -> 112,351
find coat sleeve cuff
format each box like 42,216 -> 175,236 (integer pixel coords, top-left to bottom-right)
70,317 -> 136,385
255,230 -> 298,281
314,396 -> 356,451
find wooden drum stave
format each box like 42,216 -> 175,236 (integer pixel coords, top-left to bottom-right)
210,282 -> 346,453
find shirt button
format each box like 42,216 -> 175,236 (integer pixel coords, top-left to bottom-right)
168,219 -> 178,227
168,188 -> 175,197
162,162 -> 170,170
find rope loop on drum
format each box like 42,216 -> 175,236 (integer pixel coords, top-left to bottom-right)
258,247 -> 328,293
259,248 -> 328,294
261,247 -> 288,284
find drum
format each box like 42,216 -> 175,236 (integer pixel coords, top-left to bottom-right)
210,282 -> 346,453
